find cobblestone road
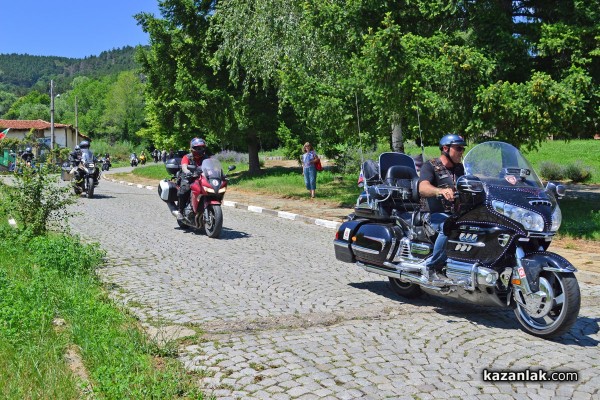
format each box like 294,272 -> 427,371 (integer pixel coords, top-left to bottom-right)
70,179 -> 600,400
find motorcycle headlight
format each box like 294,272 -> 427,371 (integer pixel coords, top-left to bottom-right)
550,206 -> 562,232
88,163 -> 95,168
492,200 -> 544,232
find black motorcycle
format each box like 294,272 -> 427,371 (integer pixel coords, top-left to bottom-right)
334,141 -> 579,338
69,150 -> 100,198
101,157 -> 111,171
130,154 -> 138,167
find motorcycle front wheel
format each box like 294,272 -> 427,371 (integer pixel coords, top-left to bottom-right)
204,204 -> 223,238
513,272 -> 580,338
86,177 -> 95,198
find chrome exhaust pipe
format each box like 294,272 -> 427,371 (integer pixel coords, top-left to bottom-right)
357,262 -> 443,291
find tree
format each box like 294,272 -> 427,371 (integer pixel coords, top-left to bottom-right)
103,71 -> 146,141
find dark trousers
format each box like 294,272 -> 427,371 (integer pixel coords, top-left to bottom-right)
178,179 -> 191,213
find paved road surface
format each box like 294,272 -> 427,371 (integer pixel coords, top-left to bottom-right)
69,178 -> 600,400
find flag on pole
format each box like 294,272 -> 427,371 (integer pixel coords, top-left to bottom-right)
0,128 -> 8,139
357,170 -> 364,187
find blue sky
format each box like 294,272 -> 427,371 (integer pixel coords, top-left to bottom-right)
0,0 -> 161,58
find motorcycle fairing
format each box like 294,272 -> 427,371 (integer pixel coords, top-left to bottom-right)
445,221 -> 517,268
486,185 -> 556,231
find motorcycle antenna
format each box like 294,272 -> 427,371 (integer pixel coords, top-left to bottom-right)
415,101 -> 425,160
355,93 -> 370,201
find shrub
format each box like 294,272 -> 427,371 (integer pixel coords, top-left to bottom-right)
0,165 -> 75,236
214,150 -> 249,164
538,161 -> 565,181
564,162 -> 592,183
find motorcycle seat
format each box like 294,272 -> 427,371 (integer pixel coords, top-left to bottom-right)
384,165 -> 420,203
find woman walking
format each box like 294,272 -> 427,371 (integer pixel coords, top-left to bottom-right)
301,142 -> 319,198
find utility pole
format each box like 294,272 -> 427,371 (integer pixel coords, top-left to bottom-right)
50,80 -> 55,153
75,95 -> 78,145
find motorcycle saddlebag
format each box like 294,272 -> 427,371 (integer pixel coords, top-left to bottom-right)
158,179 -> 178,202
334,219 -> 369,263
352,223 -> 401,266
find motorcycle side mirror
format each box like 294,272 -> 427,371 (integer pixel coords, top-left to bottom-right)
545,181 -> 566,200
456,175 -> 484,194
228,165 -> 236,171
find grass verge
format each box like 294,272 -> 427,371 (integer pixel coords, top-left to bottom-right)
0,223 -> 205,399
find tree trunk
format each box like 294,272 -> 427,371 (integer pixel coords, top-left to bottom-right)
247,130 -> 261,175
391,114 -> 404,153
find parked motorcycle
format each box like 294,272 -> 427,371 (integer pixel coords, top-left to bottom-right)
158,157 -> 235,238
334,141 -> 579,338
67,150 -> 100,198
130,153 -> 138,167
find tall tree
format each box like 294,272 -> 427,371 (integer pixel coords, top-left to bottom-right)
103,71 -> 146,141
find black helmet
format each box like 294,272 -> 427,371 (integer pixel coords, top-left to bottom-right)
439,134 -> 466,150
25,147 -> 32,153
79,140 -> 90,149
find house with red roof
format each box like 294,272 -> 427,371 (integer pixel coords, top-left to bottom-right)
0,119 -> 89,149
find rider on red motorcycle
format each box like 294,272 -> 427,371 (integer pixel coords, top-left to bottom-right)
177,137 -> 210,220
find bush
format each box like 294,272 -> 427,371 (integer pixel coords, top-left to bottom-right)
539,161 -> 565,181
0,165 -> 75,236
214,150 -> 249,164
564,162 -> 592,183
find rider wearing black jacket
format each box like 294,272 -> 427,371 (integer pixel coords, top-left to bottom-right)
418,134 -> 466,282
21,147 -> 34,166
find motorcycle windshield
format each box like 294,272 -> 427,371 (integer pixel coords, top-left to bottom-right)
81,150 -> 95,163
463,141 -> 543,189
200,158 -> 223,179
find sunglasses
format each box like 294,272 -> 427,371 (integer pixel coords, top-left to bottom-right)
451,146 -> 465,152
192,146 -> 205,151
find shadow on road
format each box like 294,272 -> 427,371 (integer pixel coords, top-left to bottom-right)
350,280 -> 599,346
174,226 -> 250,240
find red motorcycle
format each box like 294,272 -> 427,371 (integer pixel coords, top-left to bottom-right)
158,157 -> 235,238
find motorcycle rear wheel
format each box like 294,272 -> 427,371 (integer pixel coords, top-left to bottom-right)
388,277 -> 422,298
86,177 -> 95,198
513,272 -> 580,338
204,204 -> 223,238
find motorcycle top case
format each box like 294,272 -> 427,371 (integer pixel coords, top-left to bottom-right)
165,158 -> 181,176
158,179 -> 178,202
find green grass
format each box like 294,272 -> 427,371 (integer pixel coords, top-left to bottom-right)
0,224 -> 205,399
558,197 -> 600,240
522,139 -> 600,184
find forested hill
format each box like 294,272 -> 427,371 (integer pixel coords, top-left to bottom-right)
0,46 -> 140,95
